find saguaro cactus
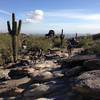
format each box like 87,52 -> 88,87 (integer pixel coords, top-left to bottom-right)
7,13 -> 22,63
60,29 -> 65,47
75,33 -> 78,40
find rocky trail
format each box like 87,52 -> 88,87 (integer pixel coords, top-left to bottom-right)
0,47 -> 100,100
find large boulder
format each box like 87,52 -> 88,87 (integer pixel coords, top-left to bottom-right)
73,70 -> 100,99
83,59 -> 100,71
24,84 -> 64,99
59,55 -> 100,68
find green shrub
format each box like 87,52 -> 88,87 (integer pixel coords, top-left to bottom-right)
26,34 -> 52,52
78,35 -> 93,48
86,41 -> 100,54
54,38 -> 61,47
78,34 -> 100,55
0,33 -> 12,65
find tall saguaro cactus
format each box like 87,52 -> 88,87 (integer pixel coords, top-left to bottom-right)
7,13 -> 22,63
60,29 -> 65,48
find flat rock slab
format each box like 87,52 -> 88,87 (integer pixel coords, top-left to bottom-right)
74,70 -> 100,89
24,83 -> 64,99
0,77 -> 30,97
31,71 -> 64,82
59,54 -> 100,68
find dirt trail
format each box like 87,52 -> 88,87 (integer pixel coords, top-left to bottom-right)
0,47 -> 84,100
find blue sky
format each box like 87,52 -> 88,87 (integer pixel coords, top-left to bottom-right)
1,0 -> 100,34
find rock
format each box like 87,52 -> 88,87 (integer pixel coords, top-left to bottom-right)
19,59 -> 30,66
24,84 -> 64,99
0,70 -> 10,81
8,68 -> 27,78
65,66 -> 83,77
73,70 -> 100,99
23,56 -> 30,60
73,87 -> 100,99
52,71 -> 64,78
24,84 -> 50,98
23,67 -> 35,77
0,77 -> 30,97
29,83 -> 41,89
31,71 -> 54,82
0,97 -> 16,100
6,77 -> 30,88
8,67 -> 34,78
45,54 -> 60,60
59,55 -> 100,68
84,59 -> 100,71
35,98 -> 54,100
0,87 -> 23,97
24,97 -> 54,100
31,71 -> 64,82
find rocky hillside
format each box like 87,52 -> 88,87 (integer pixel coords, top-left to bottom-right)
0,47 -> 100,100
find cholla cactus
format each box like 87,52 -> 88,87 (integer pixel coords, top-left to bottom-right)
60,29 -> 65,47
7,13 -> 22,63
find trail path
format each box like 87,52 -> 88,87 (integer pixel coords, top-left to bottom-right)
0,47 -> 84,100
21,47 -> 83,100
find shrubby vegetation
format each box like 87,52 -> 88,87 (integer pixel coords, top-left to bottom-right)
54,38 -> 66,48
26,34 -> 66,51
1,32 -> 100,65
0,33 -> 67,66
26,34 -> 53,52
78,34 -> 100,54
0,33 -> 22,65
0,33 -> 12,65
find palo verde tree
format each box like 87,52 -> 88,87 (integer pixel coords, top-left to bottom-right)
60,29 -> 65,48
7,13 -> 22,63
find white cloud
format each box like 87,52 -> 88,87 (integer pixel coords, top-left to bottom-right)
45,9 -> 100,21
0,9 -> 10,15
25,10 -> 44,23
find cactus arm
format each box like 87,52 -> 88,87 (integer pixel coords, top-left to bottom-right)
62,29 -> 63,34
7,21 -> 12,34
12,13 -> 15,25
17,20 -> 22,35
12,13 -> 15,33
